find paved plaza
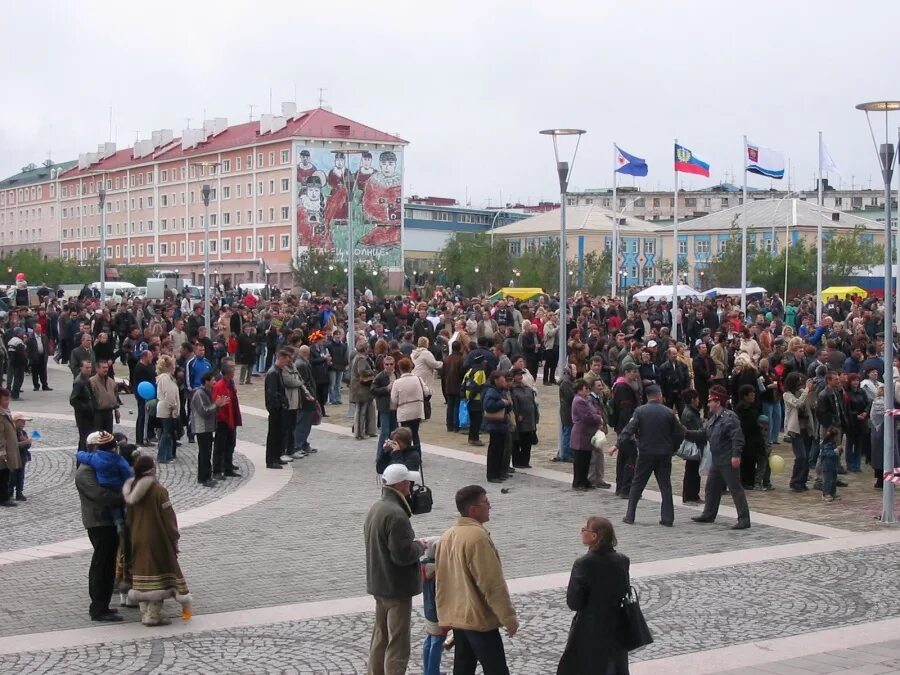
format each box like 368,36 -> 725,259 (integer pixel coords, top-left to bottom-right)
1,366 -> 899,674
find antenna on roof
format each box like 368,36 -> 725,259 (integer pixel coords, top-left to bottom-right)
269,88 -> 273,114
318,87 -> 327,108
248,104 -> 256,122
108,106 -> 113,143
134,130 -> 140,144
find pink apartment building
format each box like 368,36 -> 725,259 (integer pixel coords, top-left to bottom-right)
1,105 -> 406,289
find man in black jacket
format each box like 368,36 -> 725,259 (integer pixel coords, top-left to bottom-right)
659,346 -> 689,412
27,323 -> 52,392
611,363 -> 641,497
6,328 -> 28,400
326,329 -> 349,405
132,350 -> 156,445
264,349 -> 292,469
613,385 -> 683,527
70,360 -> 96,450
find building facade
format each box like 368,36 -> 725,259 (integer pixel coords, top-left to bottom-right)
0,107 -> 405,289
0,160 -> 75,257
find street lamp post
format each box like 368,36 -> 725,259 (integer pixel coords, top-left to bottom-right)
195,162 -> 220,339
98,183 -> 107,299
855,100 -> 900,524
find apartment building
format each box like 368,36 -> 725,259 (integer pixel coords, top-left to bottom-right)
1,106 -> 406,288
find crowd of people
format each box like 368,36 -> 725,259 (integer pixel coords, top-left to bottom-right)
2,276 -> 898,671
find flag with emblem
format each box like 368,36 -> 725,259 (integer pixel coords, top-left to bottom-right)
615,145 -> 648,177
674,144 -> 710,177
745,140 -> 784,179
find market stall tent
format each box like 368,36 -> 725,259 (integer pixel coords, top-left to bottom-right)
702,286 -> 767,299
632,284 -> 703,302
821,286 -> 867,300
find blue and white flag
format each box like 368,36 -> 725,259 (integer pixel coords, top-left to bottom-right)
745,140 -> 784,179
615,145 -> 649,177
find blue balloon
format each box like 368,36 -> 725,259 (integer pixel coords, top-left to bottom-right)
137,381 -> 156,400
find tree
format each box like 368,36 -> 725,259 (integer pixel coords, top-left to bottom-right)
656,257 -> 691,285
579,250 -> 612,296
435,232 -> 512,296
824,226 -> 880,279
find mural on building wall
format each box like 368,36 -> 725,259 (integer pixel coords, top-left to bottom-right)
295,145 -> 402,268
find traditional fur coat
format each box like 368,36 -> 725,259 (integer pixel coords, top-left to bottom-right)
123,475 -> 192,609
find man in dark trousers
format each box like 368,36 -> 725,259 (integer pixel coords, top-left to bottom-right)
612,384 -> 682,527
264,348 -> 292,469
610,363 -> 641,497
70,360 -> 96,450
132,350 -> 156,446
684,385 -> 751,530
659,346 -> 689,412
27,323 -> 52,392
75,433 -> 125,622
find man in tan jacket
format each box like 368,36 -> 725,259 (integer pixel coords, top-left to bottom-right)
436,485 -> 518,675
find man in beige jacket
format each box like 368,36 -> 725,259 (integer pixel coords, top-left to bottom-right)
436,485 -> 518,675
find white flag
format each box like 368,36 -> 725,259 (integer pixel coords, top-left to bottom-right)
820,136 -> 840,175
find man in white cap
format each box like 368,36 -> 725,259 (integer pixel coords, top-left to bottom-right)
363,464 -> 425,675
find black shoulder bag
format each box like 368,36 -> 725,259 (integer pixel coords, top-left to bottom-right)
618,585 -> 654,651
409,452 -> 433,515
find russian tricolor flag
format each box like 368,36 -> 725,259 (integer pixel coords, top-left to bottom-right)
674,144 -> 710,177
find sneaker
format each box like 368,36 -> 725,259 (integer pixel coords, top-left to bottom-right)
280,455 -> 294,462
15,492 -> 26,501
594,481 -> 612,489
822,495 -> 834,503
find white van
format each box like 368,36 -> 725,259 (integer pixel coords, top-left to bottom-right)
90,281 -> 137,301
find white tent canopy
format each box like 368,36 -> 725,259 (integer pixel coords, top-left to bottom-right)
632,284 -> 703,302
702,286 -> 767,298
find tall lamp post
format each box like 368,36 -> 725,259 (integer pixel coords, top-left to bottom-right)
98,182 -> 107,299
195,162 -> 220,340
855,100 -> 900,524
539,128 -> 586,383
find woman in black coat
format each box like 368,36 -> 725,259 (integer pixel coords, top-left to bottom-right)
558,516 -> 631,675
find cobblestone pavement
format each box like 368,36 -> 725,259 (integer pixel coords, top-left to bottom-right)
2,544 -> 897,673
4,366 -> 898,674
262,376 -> 898,532
4,420 -> 252,554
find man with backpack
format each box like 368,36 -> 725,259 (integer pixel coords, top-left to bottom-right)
462,356 -> 488,447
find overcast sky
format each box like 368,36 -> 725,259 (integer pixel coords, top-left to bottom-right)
3,1 -> 900,208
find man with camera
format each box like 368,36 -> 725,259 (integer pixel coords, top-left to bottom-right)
363,464 -> 426,675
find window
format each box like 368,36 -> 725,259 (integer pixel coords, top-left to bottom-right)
257,181 -> 263,195
268,180 -> 275,194
247,154 -> 253,169
222,159 -> 231,173
642,266 -> 655,281
160,243 -> 168,257
180,217 -> 185,230
703,198 -> 711,207
696,239 -> 710,254
852,197 -> 863,208
161,170 -> 168,182
634,198 -> 645,207
236,157 -> 241,171
684,198 -> 697,207
831,212 -> 840,222
280,206 -> 289,221
257,153 -> 263,167
189,241 -> 196,255
719,239 -> 729,253
180,192 -> 186,205
222,212 -> 230,225
161,194 -> 168,207
138,244 -> 145,257
268,235 -> 275,251
209,214 -> 217,226
114,245 -> 120,258
281,178 -> 289,192
834,196 -> 843,207
180,241 -> 186,256
678,239 -> 687,255
618,198 -> 626,208
721,197 -> 729,207
258,235 -> 264,251
247,210 -> 253,224
147,243 -> 155,256
268,207 -> 275,222
148,220 -> 154,232
222,238 -> 231,253
280,234 -> 290,249
130,198 -> 135,210
268,151 -> 275,166
281,149 -> 290,164
147,172 -> 153,184
643,240 -> 655,254
161,218 -> 168,231
258,209 -> 264,223
115,177 -> 121,189
669,198 -> 675,207
222,186 -> 230,199
763,236 -> 775,253
235,236 -> 242,252
247,182 -> 252,196
235,184 -> 242,198
431,211 -> 450,221
147,196 -> 154,208
246,236 -> 253,252
209,239 -> 217,253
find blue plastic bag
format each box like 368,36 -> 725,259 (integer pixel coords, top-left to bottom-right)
458,401 -> 470,430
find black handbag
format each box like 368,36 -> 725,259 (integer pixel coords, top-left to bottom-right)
618,585 -> 653,651
419,377 -> 432,421
409,453 -> 433,515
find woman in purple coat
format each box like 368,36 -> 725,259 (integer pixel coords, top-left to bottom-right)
570,379 -> 603,491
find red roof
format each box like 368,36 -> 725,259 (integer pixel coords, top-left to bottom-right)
61,108 -> 407,179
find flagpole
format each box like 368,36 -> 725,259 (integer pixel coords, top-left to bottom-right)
816,131 -> 824,323
612,142 -> 618,299
741,134 -> 749,316
672,138 -> 679,336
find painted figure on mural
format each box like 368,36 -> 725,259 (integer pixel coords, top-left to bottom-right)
354,151 -> 376,192
324,151 -> 351,222
296,149 -> 317,185
360,151 -> 402,247
297,175 -> 332,249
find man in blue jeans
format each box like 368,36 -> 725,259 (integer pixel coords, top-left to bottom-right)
372,356 -> 398,464
554,365 -> 577,462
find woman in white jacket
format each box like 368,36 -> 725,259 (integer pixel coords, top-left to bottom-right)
155,355 -> 180,464
411,337 -> 442,383
391,357 -> 432,454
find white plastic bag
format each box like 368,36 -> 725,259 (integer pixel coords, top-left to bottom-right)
591,429 -> 607,449
699,446 -> 713,476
